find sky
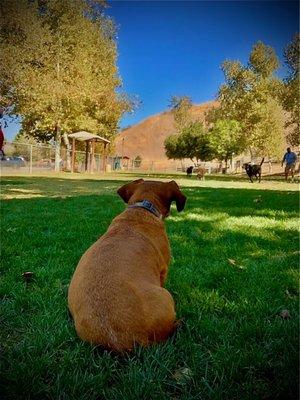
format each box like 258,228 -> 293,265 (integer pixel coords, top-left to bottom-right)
4,0 -> 299,140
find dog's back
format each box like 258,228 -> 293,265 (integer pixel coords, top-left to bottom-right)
68,211 -> 173,351
68,180 -> 186,352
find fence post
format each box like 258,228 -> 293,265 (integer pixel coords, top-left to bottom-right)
29,145 -> 33,174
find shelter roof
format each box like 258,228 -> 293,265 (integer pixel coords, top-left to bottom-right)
68,131 -> 110,143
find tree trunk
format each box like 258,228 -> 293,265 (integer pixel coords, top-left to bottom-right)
223,158 -> 228,174
249,148 -> 254,162
54,124 -> 61,172
63,132 -> 71,171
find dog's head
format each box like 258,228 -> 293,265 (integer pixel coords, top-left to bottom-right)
242,163 -> 251,172
117,179 -> 186,218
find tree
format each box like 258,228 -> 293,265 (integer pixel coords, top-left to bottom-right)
164,122 -> 213,163
164,134 -> 182,160
208,41 -> 285,158
282,34 -> 300,146
249,41 -> 279,77
0,0 -> 132,170
13,132 -> 42,145
181,122 -> 213,162
169,95 -> 193,133
209,119 -> 244,167
250,98 -> 285,158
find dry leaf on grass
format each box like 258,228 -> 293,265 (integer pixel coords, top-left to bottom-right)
228,259 -> 246,270
22,272 -> 34,283
253,195 -> 262,203
173,367 -> 193,384
279,309 -> 291,319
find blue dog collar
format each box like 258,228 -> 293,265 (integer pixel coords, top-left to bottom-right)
128,200 -> 162,219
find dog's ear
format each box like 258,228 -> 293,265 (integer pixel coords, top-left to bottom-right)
168,180 -> 186,212
117,179 -> 144,203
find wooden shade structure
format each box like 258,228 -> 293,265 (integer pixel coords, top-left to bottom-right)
68,131 -> 110,173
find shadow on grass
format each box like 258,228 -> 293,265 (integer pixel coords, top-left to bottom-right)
112,171 -> 299,183
1,176 -> 123,199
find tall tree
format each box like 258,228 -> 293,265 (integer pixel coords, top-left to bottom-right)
164,122 -> 213,163
282,33 -> 300,146
164,134 -> 182,161
169,95 -> 193,133
208,41 -> 285,158
209,119 -> 244,167
0,0 -> 131,170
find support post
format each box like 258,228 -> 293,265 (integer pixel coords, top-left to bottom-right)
103,143 -> 107,172
85,141 -> 89,172
90,140 -> 95,174
29,145 -> 33,174
71,138 -> 75,173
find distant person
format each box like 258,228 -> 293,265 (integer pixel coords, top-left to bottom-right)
282,147 -> 297,182
0,126 -> 5,160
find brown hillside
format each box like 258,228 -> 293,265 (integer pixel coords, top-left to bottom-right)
115,101 -> 218,163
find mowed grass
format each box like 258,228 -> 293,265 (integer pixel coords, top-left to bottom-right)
0,174 -> 299,400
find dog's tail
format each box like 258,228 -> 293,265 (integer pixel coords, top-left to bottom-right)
260,157 -> 265,166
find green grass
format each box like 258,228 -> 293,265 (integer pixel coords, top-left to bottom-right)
1,174 -> 299,400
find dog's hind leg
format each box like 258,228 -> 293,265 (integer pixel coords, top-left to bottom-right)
143,286 -> 176,343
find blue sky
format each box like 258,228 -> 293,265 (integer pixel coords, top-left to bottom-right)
4,0 -> 299,140
108,0 -> 298,128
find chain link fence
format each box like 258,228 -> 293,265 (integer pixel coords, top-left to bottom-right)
0,141 -> 113,174
0,141 -> 54,173
0,141 -> 189,174
0,141 -> 289,176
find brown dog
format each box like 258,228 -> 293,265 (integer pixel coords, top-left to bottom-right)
196,167 -> 206,180
68,179 -> 186,352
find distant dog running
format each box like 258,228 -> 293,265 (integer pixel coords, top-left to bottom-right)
196,167 -> 206,180
186,166 -> 193,177
243,158 -> 264,183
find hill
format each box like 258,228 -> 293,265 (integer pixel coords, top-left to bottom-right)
114,101 -> 218,165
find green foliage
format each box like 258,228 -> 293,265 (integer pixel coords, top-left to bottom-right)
209,41 -> 285,157
209,119 -> 244,162
249,41 -> 279,77
13,132 -> 43,146
251,98 -> 285,158
181,122 -> 213,161
165,122 -> 213,162
164,134 -> 182,160
282,34 -> 300,146
0,0 -> 132,139
284,33 -> 299,80
169,95 -> 193,133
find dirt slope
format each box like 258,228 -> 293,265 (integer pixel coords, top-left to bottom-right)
115,101 -> 218,162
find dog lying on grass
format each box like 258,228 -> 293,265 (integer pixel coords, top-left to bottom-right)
243,158 -> 264,183
68,179 -> 186,352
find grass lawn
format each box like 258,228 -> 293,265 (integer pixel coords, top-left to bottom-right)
1,173 -> 299,400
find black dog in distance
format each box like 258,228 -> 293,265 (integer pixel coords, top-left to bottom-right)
186,166 -> 193,177
243,158 -> 264,183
